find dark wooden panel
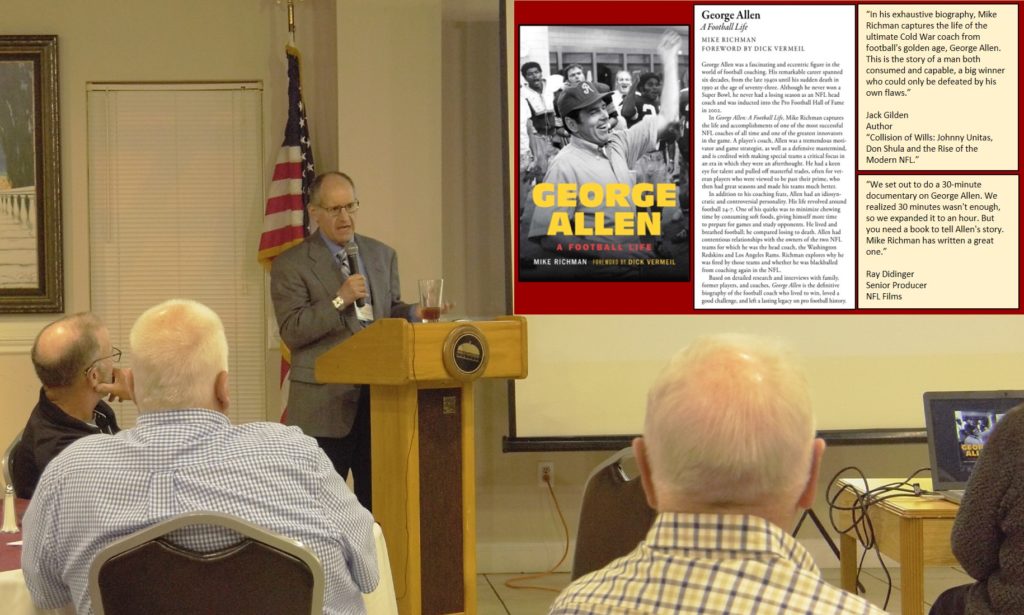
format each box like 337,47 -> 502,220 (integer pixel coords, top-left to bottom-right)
418,388 -> 464,614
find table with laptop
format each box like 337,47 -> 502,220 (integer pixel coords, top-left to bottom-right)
834,477 -> 957,615
833,390 -> 1022,615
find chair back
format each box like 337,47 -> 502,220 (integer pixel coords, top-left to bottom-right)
571,447 -> 656,580
2,431 -> 21,490
88,511 -> 324,615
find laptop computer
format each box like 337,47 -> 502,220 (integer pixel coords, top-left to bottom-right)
923,391 -> 1024,504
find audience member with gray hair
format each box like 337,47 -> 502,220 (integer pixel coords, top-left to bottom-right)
22,299 -> 378,615
12,312 -> 131,498
550,334 -> 886,614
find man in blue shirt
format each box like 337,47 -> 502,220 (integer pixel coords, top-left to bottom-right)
22,299 -> 379,615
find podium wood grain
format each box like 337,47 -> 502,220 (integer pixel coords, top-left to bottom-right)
316,318 -> 526,615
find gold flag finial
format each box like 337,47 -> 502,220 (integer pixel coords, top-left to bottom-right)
276,0 -> 305,45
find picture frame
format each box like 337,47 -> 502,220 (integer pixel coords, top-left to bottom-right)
0,35 -> 62,313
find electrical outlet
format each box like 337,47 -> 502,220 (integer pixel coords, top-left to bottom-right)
538,461 -> 554,487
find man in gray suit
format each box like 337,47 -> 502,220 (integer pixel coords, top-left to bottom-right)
271,171 -> 421,511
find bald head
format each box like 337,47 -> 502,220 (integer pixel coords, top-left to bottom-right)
308,171 -> 356,209
130,299 -> 228,412
307,171 -> 360,246
641,334 -> 816,511
32,313 -> 107,388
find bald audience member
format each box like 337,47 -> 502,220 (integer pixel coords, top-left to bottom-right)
12,312 -> 132,499
550,334 -> 886,614
22,300 -> 377,615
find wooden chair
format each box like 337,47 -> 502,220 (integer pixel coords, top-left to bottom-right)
570,447 -> 657,580
88,511 -> 324,615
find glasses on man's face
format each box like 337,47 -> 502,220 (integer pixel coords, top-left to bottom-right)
318,201 -> 360,218
83,347 -> 122,375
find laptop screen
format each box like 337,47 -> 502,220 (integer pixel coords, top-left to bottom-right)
924,391 -> 1024,490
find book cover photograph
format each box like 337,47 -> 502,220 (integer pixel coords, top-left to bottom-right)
516,24 -> 692,282
954,409 -> 1006,462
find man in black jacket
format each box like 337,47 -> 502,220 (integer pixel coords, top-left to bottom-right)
12,312 -> 132,498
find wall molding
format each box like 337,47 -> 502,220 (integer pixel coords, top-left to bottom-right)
0,323 -> 36,355
476,536 -> 899,575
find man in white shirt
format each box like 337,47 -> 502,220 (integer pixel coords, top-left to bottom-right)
22,299 -> 378,615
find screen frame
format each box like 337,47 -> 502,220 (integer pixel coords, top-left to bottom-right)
498,0 -> 1018,452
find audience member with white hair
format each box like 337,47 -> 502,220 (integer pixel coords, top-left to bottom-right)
550,334 -> 886,614
22,299 -> 378,615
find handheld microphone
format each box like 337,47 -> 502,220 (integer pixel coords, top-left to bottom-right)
345,242 -> 365,307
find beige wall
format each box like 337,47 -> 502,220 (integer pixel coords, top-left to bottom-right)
0,0 -> 947,577
0,0 -> 290,447
438,7 -> 935,572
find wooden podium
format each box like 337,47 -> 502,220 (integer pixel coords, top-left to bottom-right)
316,316 -> 528,615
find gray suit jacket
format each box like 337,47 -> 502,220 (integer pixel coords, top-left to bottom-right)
270,230 -> 414,438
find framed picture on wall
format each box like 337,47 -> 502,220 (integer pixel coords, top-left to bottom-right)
0,35 -> 62,313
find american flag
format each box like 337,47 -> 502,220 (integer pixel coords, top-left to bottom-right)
259,45 -> 315,422
259,44 -> 315,268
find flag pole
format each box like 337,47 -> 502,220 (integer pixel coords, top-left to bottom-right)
287,0 -> 296,46
261,0 -> 317,423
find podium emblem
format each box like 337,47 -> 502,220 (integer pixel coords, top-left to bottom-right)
442,325 -> 489,381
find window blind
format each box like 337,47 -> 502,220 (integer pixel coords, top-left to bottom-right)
88,83 -> 266,426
